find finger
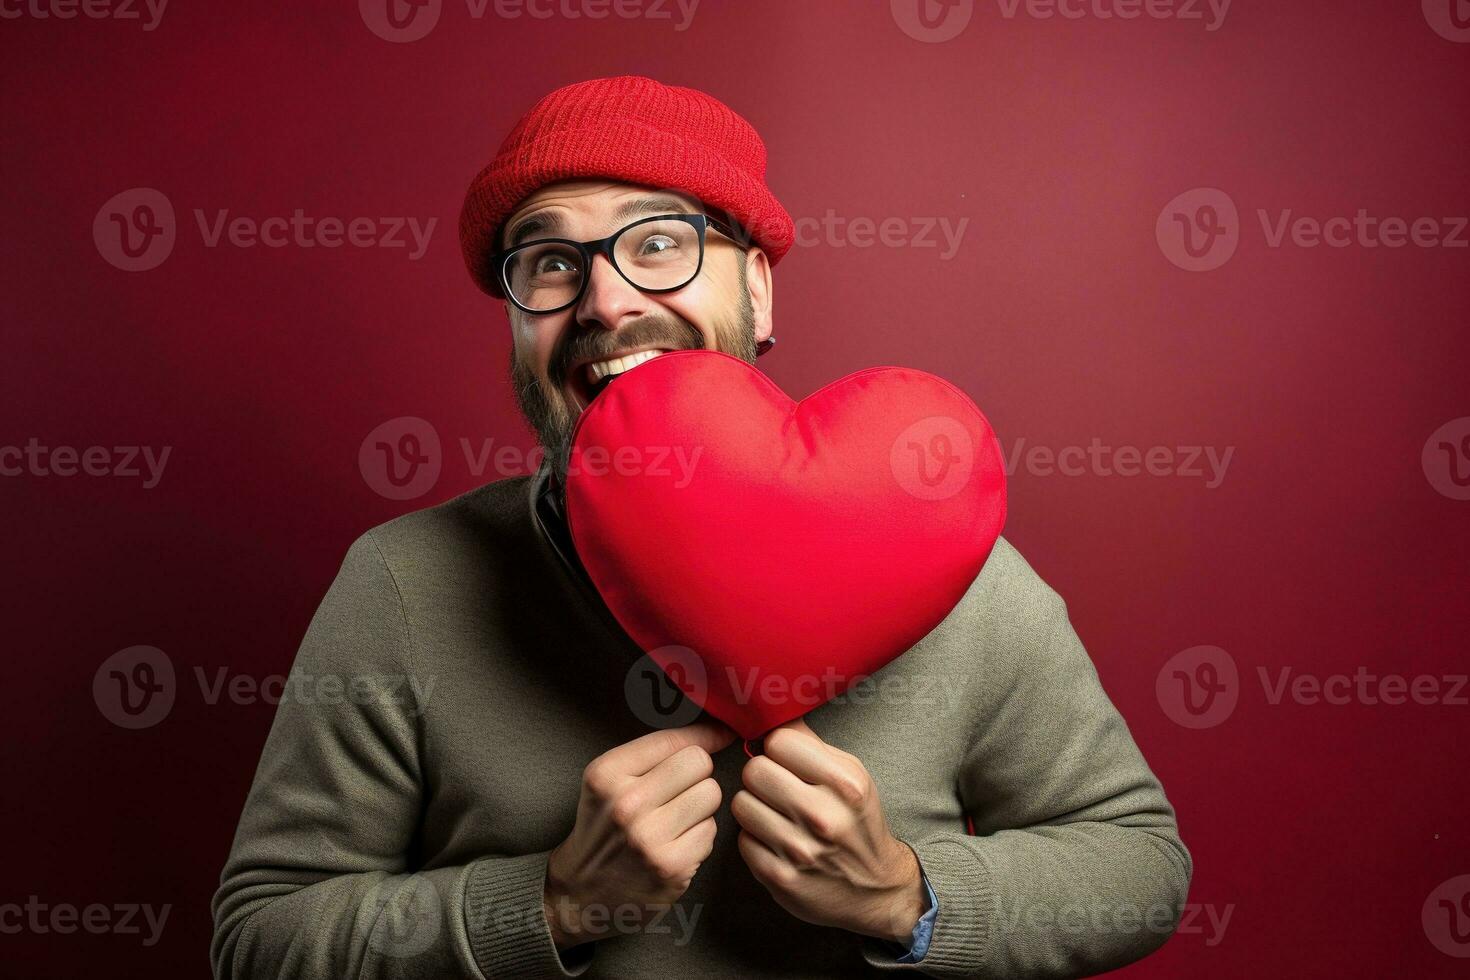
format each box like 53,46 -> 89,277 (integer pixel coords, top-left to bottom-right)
643,777 -> 722,844
741,754 -> 821,824
662,815 -> 720,876
778,716 -> 816,737
763,722 -> 855,791
730,788 -> 822,867
778,716 -> 861,765
609,719 -> 737,777
737,828 -> 794,887
637,742 -> 718,810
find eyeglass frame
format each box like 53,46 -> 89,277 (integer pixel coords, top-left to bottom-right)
487,211 -> 751,316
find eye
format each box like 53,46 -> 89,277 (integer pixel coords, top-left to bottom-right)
637,234 -> 679,256
535,252 -> 579,275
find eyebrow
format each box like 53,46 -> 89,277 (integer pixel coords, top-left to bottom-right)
504,195 -> 699,249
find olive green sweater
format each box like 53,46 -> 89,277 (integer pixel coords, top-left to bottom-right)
211,466 -> 1190,979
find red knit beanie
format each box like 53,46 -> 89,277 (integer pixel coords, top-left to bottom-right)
459,75 -> 794,297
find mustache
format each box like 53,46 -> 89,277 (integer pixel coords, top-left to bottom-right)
551,317 -> 704,387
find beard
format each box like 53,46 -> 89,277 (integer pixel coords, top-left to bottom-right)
510,275 -> 758,488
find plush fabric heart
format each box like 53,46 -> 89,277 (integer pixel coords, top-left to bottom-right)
564,349 -> 1006,740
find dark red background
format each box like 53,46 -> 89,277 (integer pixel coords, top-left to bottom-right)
3,1 -> 1467,976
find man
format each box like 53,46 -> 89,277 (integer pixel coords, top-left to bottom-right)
212,75 -> 1191,979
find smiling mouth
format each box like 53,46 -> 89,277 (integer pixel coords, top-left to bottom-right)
569,348 -> 674,409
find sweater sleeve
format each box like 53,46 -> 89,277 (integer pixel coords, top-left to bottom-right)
210,532 -> 589,980
860,542 -> 1193,978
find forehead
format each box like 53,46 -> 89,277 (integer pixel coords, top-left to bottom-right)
500,181 -> 704,249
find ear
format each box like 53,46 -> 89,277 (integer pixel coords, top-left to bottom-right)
744,247 -> 774,346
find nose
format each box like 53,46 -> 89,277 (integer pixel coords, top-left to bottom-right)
574,252 -> 649,333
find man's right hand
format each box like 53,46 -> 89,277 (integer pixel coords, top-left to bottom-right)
543,720 -> 736,950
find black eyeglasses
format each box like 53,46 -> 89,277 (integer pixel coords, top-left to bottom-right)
488,212 -> 747,316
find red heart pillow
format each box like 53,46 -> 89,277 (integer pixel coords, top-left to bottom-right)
565,349 -> 1006,740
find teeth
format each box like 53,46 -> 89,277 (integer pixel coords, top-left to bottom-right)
586,349 -> 667,384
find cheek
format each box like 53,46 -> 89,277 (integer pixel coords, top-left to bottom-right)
666,284 -> 732,347
514,320 -> 562,380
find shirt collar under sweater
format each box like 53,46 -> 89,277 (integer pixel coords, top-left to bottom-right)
529,460 -> 596,593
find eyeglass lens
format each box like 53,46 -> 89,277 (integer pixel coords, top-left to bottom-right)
503,217 -> 702,312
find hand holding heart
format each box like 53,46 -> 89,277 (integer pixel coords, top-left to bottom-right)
732,717 -> 927,944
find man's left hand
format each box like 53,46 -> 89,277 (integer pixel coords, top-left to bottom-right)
732,717 -> 927,943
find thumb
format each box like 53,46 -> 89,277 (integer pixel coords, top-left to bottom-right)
680,717 -> 738,753
777,715 -> 819,739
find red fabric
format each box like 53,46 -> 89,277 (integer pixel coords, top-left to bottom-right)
459,75 -> 794,296
565,350 -> 1007,740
